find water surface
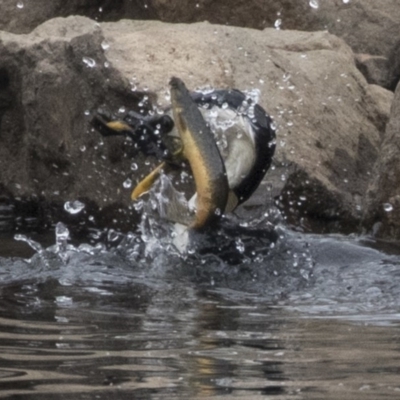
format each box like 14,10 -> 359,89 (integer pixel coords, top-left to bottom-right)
0,222 -> 399,399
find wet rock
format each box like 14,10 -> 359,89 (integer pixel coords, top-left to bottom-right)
0,17 -> 391,234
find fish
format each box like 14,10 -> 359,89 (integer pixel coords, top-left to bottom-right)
168,77 -> 229,229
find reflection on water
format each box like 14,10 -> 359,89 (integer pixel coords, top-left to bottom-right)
0,278 -> 399,399
0,218 -> 400,398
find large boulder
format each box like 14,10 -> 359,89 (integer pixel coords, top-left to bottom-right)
3,0 -> 400,90
2,0 -> 400,61
366,85 -> 400,239
0,17 -> 145,231
0,16 -> 391,233
150,0 -> 400,60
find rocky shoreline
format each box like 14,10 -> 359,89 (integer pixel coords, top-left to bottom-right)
1,1 -> 399,239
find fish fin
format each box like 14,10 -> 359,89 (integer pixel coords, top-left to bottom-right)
225,191 -> 239,213
105,120 -> 134,132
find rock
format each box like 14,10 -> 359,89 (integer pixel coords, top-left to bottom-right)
0,16 -> 147,231
355,54 -> 391,89
366,84 -> 400,239
0,17 -> 391,233
366,85 -> 393,129
2,0 -> 400,91
386,40 -> 400,91
0,0 -> 152,34
3,0 -> 400,61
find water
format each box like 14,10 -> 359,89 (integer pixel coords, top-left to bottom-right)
1,191 -> 400,399
64,201 -> 86,215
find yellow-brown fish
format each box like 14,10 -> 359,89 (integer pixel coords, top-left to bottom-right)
169,77 -> 229,229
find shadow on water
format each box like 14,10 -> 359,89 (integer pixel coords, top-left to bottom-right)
0,196 -> 400,398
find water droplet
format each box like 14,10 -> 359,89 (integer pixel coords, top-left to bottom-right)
383,203 -> 393,212
14,234 -> 43,252
55,222 -> 70,244
79,145 -> 86,152
84,110 -> 90,116
123,178 -> 132,188
101,40 -> 110,51
309,0 -> 319,9
235,238 -> 245,254
107,229 -> 120,242
274,19 -> 282,30
16,1 -> 23,9
131,163 -> 138,171
64,200 -> 85,215
118,106 -> 126,113
99,6 -> 103,12
56,295 -> 73,306
343,0 -> 350,3
283,73 -> 291,82
82,57 -> 96,68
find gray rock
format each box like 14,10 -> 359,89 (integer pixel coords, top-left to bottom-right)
3,0 -> 400,61
366,84 -> 400,239
355,54 -> 391,89
0,0 -> 151,34
0,16 -> 391,233
0,16 -> 146,230
2,0 -> 400,91
386,39 -> 400,91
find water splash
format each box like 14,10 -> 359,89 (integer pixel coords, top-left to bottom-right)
14,234 -> 43,253
123,178 -> 132,189
274,19 -> 282,30
82,57 -> 96,68
64,200 -> 85,214
101,40 -> 110,51
383,203 -> 393,212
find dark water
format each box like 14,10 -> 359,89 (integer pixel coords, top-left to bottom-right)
0,217 -> 400,399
